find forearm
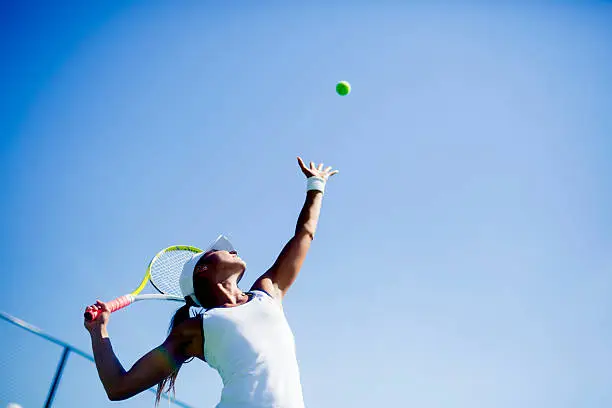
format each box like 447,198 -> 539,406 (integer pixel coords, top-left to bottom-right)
295,190 -> 323,238
89,327 -> 127,399
252,158 -> 335,296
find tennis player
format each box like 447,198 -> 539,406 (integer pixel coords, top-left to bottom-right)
84,157 -> 338,407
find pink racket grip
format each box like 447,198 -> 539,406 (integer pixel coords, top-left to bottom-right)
84,295 -> 135,321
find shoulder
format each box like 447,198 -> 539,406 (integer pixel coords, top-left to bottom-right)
250,277 -> 283,301
250,289 -> 283,311
251,288 -> 275,300
169,315 -> 203,341
164,316 -> 204,360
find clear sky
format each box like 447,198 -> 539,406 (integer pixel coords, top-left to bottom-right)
1,1 -> 611,407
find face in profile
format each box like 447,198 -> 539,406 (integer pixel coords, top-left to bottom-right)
194,249 -> 246,284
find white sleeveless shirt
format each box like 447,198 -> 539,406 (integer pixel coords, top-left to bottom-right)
202,290 -> 305,408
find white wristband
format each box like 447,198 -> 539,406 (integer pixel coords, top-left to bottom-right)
307,177 -> 326,194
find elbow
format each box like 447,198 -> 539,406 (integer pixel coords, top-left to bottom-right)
107,390 -> 133,402
296,226 -> 316,241
107,389 -> 128,402
106,390 -> 120,401
107,393 -> 122,402
105,382 -> 135,402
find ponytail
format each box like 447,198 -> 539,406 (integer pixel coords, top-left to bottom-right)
155,297 -> 197,406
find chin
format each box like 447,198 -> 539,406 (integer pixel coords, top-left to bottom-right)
231,262 -> 246,278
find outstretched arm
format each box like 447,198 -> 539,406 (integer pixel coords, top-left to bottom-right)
85,301 -> 194,401
252,157 -> 338,300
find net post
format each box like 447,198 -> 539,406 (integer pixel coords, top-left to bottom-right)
44,346 -> 71,408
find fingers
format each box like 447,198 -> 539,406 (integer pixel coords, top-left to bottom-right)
319,164 -> 338,177
298,157 -> 339,178
84,304 -> 99,324
96,300 -> 110,312
85,300 -> 108,315
297,156 -> 307,171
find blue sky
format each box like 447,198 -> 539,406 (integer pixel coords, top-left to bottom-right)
1,1 -> 611,407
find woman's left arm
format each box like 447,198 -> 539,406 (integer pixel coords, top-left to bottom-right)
251,157 -> 338,300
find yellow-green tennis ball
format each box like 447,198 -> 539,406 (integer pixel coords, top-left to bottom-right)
336,81 -> 351,96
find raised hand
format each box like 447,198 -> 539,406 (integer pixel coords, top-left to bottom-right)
297,157 -> 339,181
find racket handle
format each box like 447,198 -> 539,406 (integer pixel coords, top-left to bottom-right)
84,295 -> 135,321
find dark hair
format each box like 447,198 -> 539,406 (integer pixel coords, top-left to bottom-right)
155,297 -> 198,405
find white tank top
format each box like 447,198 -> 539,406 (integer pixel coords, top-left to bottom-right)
202,290 -> 305,408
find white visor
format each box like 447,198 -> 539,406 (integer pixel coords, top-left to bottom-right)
179,235 -> 235,306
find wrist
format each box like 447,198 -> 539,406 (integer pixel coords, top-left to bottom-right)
89,325 -> 109,339
306,176 -> 326,194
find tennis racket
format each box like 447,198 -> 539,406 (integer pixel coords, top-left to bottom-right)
84,245 -> 203,321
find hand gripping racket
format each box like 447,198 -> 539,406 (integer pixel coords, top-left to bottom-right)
84,245 -> 203,321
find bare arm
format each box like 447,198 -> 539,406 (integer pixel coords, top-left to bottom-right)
252,158 -> 338,299
85,301 -> 194,401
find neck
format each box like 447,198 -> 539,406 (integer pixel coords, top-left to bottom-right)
213,279 -> 248,307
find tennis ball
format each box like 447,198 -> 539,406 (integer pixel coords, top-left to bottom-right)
336,81 -> 351,96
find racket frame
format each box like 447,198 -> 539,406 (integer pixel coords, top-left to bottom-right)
84,245 -> 203,321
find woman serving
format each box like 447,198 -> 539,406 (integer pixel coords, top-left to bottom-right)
84,157 -> 338,407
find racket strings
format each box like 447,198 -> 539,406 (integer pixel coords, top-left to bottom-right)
150,250 -> 198,296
